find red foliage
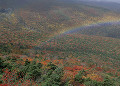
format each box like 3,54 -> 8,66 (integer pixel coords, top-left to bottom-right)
1,69 -> 18,86
64,67 -> 73,71
0,84 -> 9,86
73,65 -> 83,70
96,67 -> 103,71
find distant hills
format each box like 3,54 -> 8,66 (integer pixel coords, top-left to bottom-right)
75,0 -> 120,12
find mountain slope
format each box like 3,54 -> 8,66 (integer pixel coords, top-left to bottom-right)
35,33 -> 120,85
0,0 -> 120,85
0,0 -> 120,47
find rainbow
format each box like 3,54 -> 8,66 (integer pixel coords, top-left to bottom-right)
63,21 -> 120,34
41,20 -> 120,44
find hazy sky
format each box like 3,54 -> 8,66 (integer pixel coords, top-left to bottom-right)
90,0 -> 120,3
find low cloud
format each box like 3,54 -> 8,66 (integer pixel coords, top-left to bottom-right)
89,0 -> 120,3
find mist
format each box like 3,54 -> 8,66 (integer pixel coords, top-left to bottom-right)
87,0 -> 120,3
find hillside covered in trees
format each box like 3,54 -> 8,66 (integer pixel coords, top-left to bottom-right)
0,0 -> 120,86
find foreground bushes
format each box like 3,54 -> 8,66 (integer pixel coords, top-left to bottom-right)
0,57 -> 117,86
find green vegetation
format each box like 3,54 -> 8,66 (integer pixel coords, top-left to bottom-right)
0,56 -> 118,86
0,0 -> 120,85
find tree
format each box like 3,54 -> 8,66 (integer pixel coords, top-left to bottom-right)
17,61 -> 43,81
84,78 -> 103,86
0,57 -> 12,74
24,59 -> 30,66
75,70 -> 86,84
41,67 -> 63,86
37,63 -> 42,68
47,62 -> 57,71
103,77 -> 115,86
